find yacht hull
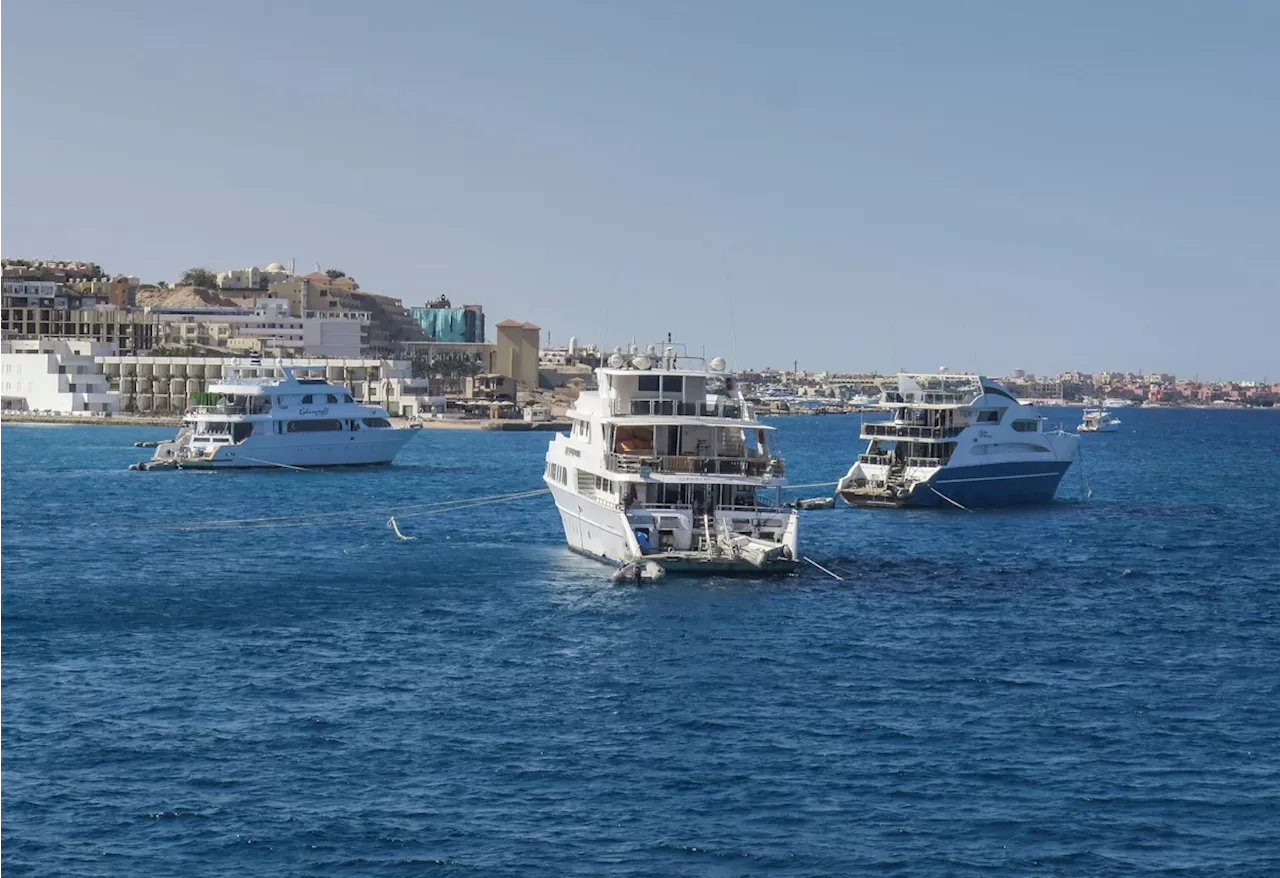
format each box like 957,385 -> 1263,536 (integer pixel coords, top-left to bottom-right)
839,460 -> 1074,508
547,482 -> 798,574
168,431 -> 415,468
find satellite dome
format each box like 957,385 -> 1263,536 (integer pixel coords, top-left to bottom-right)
608,353 -> 626,369
632,355 -> 653,370
710,357 -> 726,372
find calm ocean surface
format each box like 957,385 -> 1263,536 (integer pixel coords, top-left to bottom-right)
3,409 -> 1279,876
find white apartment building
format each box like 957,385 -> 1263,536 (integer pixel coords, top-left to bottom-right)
148,299 -> 368,357
216,263 -> 293,290
98,355 -> 439,416
1,338 -> 122,413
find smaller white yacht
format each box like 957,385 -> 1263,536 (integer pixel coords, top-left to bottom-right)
1103,397 -> 1135,408
836,373 -> 1079,508
1079,408 -> 1122,432
139,364 -> 415,469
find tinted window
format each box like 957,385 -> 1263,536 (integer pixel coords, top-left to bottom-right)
362,417 -> 391,428
343,394 -> 354,403
977,410 -> 1002,423
1012,420 -> 1039,432
326,394 -> 339,403
637,375 -> 660,392
662,375 -> 683,392
301,394 -> 313,403
287,419 -> 343,432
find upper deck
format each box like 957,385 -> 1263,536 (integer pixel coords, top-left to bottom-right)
874,373 -> 1019,410
585,345 -> 759,424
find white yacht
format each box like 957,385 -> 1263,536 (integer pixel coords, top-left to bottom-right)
1079,408 -> 1122,432
1103,397 -> 1135,408
836,373 -> 1079,508
544,345 -> 799,576
140,365 -> 414,469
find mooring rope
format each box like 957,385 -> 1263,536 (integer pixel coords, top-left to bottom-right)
118,488 -> 552,529
119,488 -> 551,532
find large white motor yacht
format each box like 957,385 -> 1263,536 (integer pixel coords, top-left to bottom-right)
544,344 -> 799,576
143,365 -> 415,468
836,373 -> 1079,508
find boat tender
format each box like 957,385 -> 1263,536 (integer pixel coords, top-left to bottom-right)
1078,408 -> 1122,433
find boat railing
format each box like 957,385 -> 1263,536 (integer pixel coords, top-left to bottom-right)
606,453 -> 784,477
628,503 -> 787,514
904,457 -> 947,469
862,423 -> 964,440
614,399 -> 744,419
858,453 -> 893,466
881,390 -> 977,406
193,403 -> 251,415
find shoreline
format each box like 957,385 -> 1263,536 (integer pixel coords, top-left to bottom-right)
0,413 -> 570,431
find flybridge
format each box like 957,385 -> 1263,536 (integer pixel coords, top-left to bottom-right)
600,341 -> 728,374
876,372 -> 1018,408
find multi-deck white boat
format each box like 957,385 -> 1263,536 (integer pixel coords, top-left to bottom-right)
836,373 -> 1079,508
544,345 -> 798,576
1078,408 -> 1122,432
140,365 -> 414,469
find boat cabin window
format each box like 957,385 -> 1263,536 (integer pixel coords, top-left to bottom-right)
976,409 -> 1004,423
662,375 -> 683,393
614,425 -> 653,454
637,375 -> 660,392
343,394 -> 354,403
287,418 -> 343,432
362,417 -> 391,428
301,394 -> 313,404
1012,419 -> 1040,433
232,422 -> 253,442
325,394 -> 339,403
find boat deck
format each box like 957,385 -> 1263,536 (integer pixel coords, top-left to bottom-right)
643,551 -> 799,574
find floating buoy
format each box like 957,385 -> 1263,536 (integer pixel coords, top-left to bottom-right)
387,516 -> 416,540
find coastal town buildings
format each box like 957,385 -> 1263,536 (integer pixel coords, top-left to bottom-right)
97,355 -> 440,416
1,338 -> 121,414
495,320 -> 541,391
409,297 -> 485,343
216,263 -> 292,290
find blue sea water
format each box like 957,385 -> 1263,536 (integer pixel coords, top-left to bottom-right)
3,409 -> 1280,876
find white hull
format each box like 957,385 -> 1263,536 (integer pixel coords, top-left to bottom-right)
546,481 -> 798,571
548,481 -> 636,564
178,430 -> 416,467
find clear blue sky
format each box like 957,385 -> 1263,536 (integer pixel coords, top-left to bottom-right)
4,1 -> 1277,379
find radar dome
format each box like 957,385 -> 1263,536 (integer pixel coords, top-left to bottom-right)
709,357 -> 726,372
632,355 -> 653,370
608,353 -> 626,369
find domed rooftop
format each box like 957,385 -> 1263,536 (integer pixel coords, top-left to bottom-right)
266,262 -> 286,272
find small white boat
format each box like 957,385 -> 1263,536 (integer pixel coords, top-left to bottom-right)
1079,408 -> 1122,433
138,364 -> 415,469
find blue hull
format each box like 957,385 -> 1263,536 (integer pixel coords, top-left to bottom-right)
909,460 -> 1074,508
